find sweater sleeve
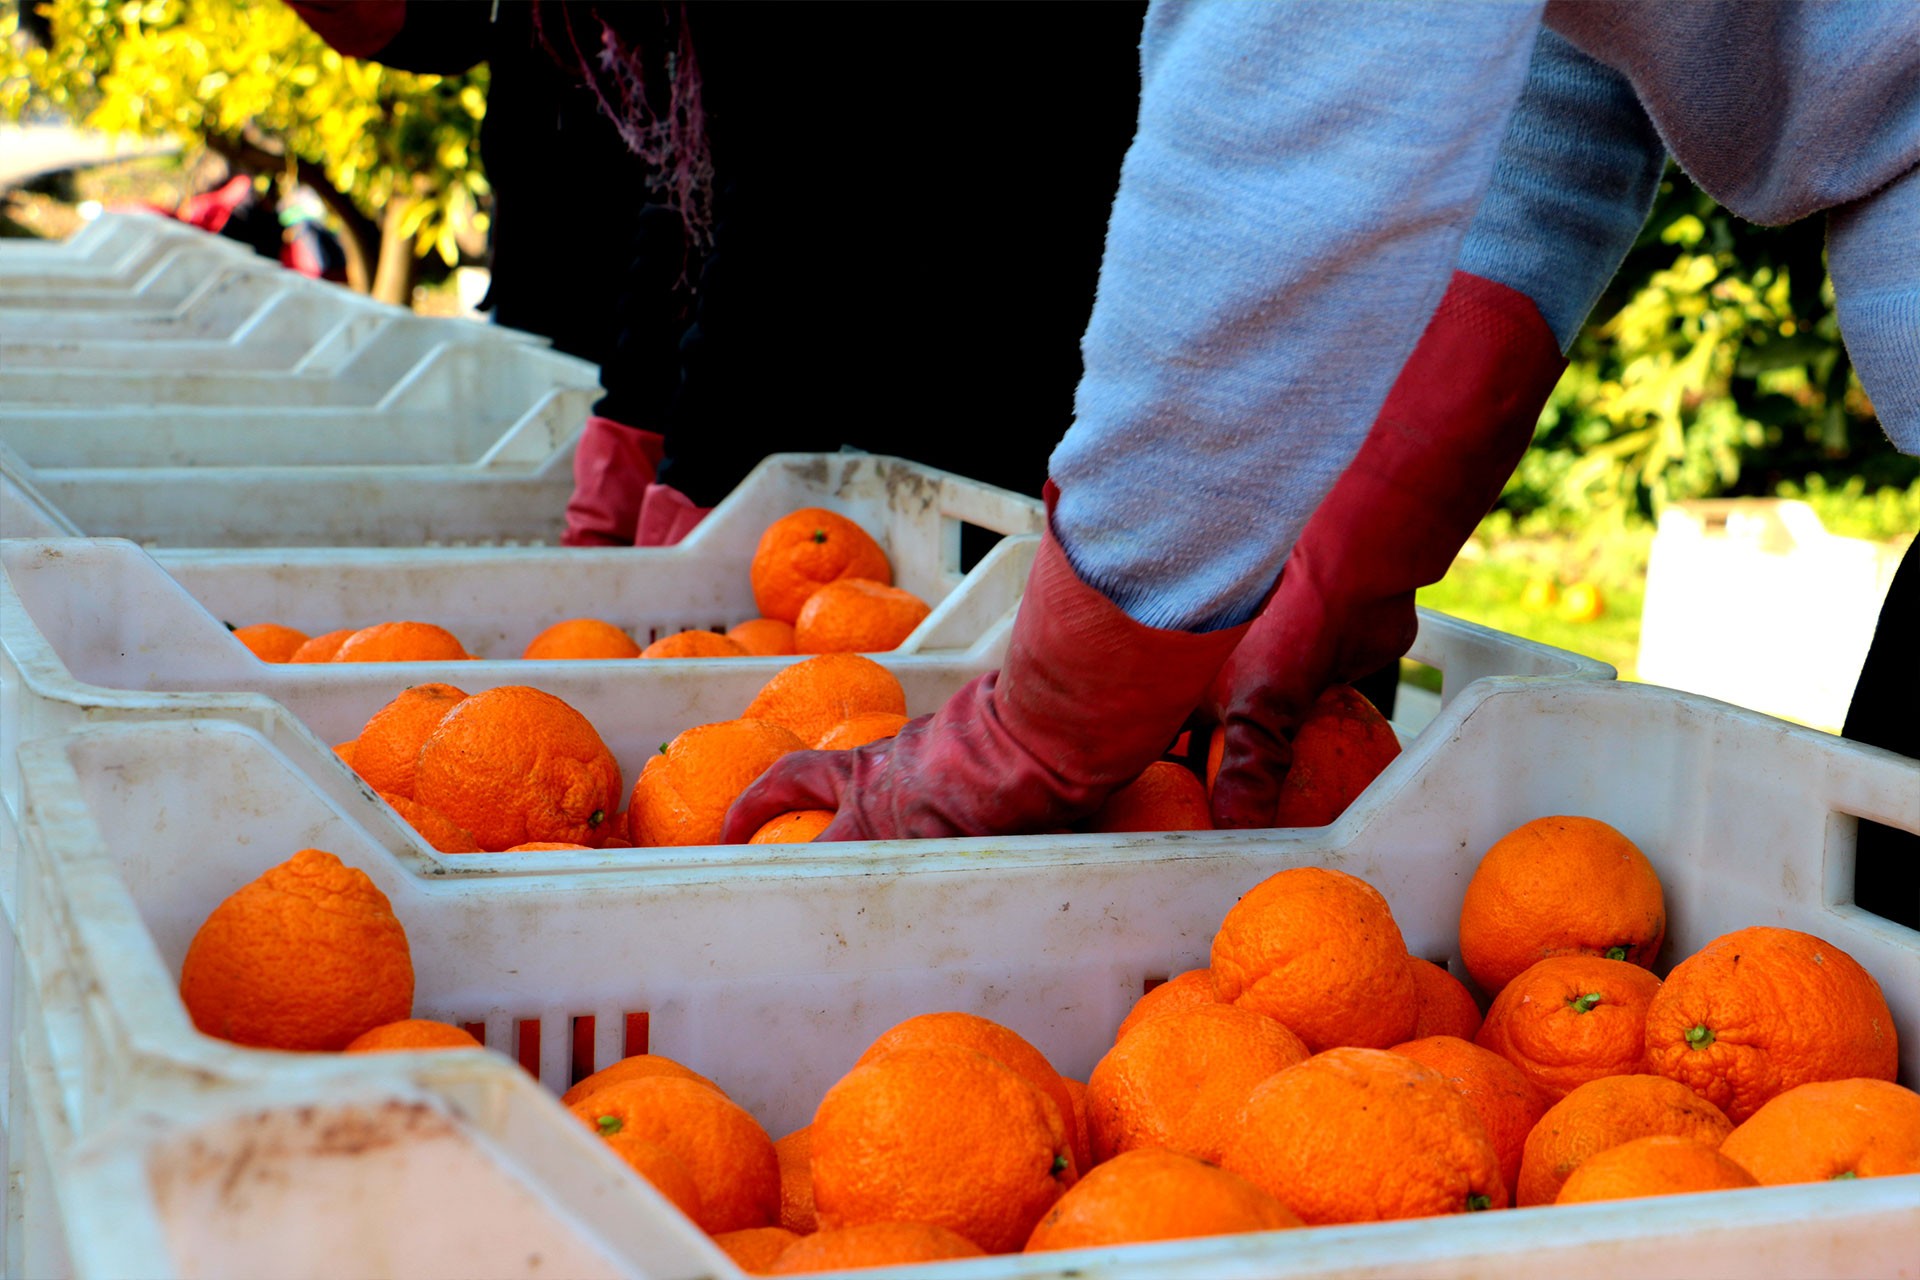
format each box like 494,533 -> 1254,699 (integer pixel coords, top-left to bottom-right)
1047,1 -> 1545,632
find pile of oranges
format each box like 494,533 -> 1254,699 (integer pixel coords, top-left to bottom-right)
177,815 -> 1915,1273
233,507 -> 936,664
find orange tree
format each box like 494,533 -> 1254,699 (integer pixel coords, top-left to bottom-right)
2,0 -> 487,303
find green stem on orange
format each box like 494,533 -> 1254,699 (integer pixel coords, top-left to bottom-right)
1569,992 -> 1603,1014
1051,1155 -> 1070,1177
1832,1170 -> 1858,1181
1685,1024 -> 1716,1050
1466,1193 -> 1493,1212
596,1114 -> 623,1136
1604,946 -> 1629,961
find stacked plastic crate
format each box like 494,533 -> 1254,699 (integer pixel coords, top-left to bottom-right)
2,216 -> 1914,1279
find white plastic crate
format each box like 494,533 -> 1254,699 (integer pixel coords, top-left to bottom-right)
0,269 -> 313,343
0,212 -> 162,267
0,241 -> 283,313
4,677 -> 1915,1279
0,219 -> 261,292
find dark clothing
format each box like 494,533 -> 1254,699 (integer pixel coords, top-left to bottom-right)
366,1 -> 1147,505
1843,532 -> 1920,930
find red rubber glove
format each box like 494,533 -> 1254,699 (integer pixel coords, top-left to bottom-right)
563,416 -> 667,547
1205,271 -> 1568,828
284,1 -> 406,58
635,483 -> 712,547
723,489 -> 1251,841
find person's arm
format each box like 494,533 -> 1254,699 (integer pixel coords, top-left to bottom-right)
1206,29 -> 1668,827
724,1 -> 1546,843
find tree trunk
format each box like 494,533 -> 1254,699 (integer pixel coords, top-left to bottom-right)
372,197 -> 418,307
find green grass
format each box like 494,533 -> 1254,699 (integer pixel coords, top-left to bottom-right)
1414,534 -> 1649,680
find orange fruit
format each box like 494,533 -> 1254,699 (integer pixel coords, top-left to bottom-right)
382,791 -> 490,857
727,618 -> 797,656
1271,684 -> 1403,827
522,617 -> 641,660
1388,1034 -> 1551,1199
290,628 -> 356,663
1553,1135 -> 1758,1204
641,629 -> 750,659
1719,1077 -> 1920,1184
233,622 -> 309,663
1114,968 -> 1218,1042
854,1011 -> 1078,1170
812,712 -> 909,751
630,718 -> 808,847
1515,1073 -> 1734,1206
1084,760 -> 1213,833
750,508 -> 893,623
569,1076 -> 779,1233
810,1044 -> 1074,1254
749,810 -> 834,844
1645,926 -> 1897,1124
560,1053 -> 727,1108
1221,1047 -> 1507,1223
1475,954 -> 1663,1101
331,620 -> 471,663
742,653 -> 908,747
1458,815 -> 1665,995
597,807 -> 631,849
1408,956 -> 1484,1041
793,578 -> 931,654
179,848 -> 413,1052
766,1222 -> 983,1274
774,1125 -> 817,1234
1023,1147 -> 1301,1252
713,1226 -> 801,1273
1060,1077 -> 1093,1181
343,1019 -> 483,1052
352,682 -> 469,800
1085,1002 -> 1310,1165
1209,865 -> 1419,1052
333,740 -> 357,767
412,686 -> 623,851
607,1133 -> 707,1226
502,841 -> 592,851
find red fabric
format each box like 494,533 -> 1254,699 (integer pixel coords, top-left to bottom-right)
634,483 -> 711,547
176,176 -> 254,235
285,1 -> 407,59
1205,271 -> 1567,828
562,416 -> 666,547
722,499 -> 1250,842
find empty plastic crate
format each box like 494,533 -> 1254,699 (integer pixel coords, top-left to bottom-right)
4,677 -> 1915,1278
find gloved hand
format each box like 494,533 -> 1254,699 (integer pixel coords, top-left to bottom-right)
562,416 -> 667,547
723,489 -> 1251,841
635,483 -> 712,547
1205,271 -> 1568,828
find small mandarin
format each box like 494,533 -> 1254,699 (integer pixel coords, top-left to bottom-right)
521,617 -> 641,660
810,1044 -> 1073,1254
641,629 -> 749,659
560,1053 -> 726,1108
766,1222 -> 983,1274
1221,1047 -> 1508,1224
742,653 -> 908,747
774,1125 -> 817,1234
232,622 -> 309,663
344,1019 -> 483,1053
1084,760 -> 1213,833
1210,865 -> 1419,1052
1407,956 -> 1484,1041
569,1076 -> 779,1234
713,1226 -> 801,1273
1458,815 -> 1665,995
793,577 -> 932,654
1086,1002 -> 1310,1165
630,718 -> 808,847
1270,684 -> 1402,827
749,810 -> 835,844
290,628 -> 357,663
812,712 -> 909,751
727,617 -> 797,656
332,621 -> 471,663
1515,1073 -> 1734,1207
1060,1077 -> 1093,1182
1475,954 -> 1663,1102
377,793 -> 480,855
607,1133 -> 706,1226
1388,1034 -> 1551,1199
1024,1148 -> 1301,1252
1644,926 -> 1898,1124
1719,1078 -> 1920,1184
352,682 -> 469,800
749,508 -> 892,623
1114,968 -> 1218,1042
179,848 -> 413,1052
333,740 -> 357,767
502,841 -> 593,851
412,686 -> 624,852
1554,1135 -> 1759,1204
